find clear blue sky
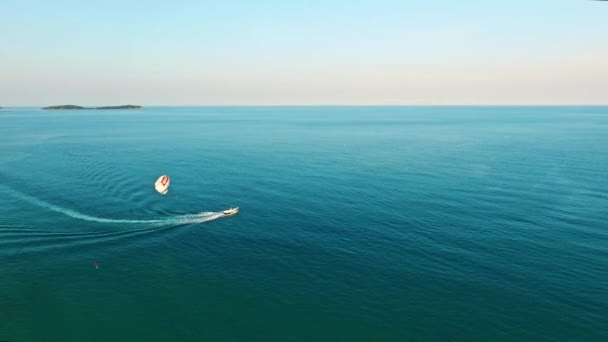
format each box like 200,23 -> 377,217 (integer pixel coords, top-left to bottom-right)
1,0 -> 607,105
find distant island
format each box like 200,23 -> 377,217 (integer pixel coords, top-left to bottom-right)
42,105 -> 143,110
97,105 -> 143,110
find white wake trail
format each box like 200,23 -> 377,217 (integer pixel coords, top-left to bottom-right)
2,185 -> 225,225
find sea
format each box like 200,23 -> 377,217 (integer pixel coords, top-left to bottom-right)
0,106 -> 606,341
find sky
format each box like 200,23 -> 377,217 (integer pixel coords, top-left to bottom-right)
1,0 -> 607,105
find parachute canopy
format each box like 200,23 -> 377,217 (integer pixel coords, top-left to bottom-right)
154,175 -> 170,194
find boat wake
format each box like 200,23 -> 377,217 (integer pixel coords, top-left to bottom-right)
1,184 -> 226,226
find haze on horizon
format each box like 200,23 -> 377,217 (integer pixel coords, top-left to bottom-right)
1,0 -> 607,106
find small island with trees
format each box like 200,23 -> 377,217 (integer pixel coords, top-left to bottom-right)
42,105 -> 143,110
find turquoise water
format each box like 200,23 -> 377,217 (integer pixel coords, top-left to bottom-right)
1,106 -> 606,341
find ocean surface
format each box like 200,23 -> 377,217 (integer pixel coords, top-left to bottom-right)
1,106 -> 606,341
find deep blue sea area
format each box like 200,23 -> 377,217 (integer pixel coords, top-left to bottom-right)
1,106 -> 606,341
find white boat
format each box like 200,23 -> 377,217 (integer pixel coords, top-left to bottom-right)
222,207 -> 239,216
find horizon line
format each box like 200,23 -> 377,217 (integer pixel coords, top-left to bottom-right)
3,104 -> 608,108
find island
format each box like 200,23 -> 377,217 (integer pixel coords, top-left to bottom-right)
42,104 -> 143,110
43,105 -> 85,110
96,105 -> 142,110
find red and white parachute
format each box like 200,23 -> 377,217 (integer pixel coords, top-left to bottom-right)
154,175 -> 170,194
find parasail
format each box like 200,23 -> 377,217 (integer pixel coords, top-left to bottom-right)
154,175 -> 170,194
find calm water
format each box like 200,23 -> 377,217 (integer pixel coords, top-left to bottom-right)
1,106 -> 606,341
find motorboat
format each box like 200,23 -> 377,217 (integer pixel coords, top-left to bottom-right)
222,207 -> 239,216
